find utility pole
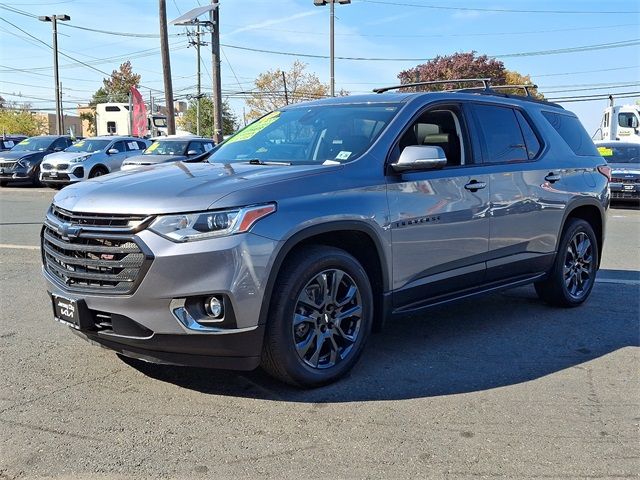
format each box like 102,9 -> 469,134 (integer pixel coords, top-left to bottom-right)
38,14 -> 70,135
313,0 -> 350,97
188,23 -> 207,136
210,1 -> 223,143
59,81 -> 65,134
159,0 -> 176,135
282,71 -> 289,105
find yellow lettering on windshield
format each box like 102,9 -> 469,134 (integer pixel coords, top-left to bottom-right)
18,139 -> 29,145
146,142 -> 159,152
74,140 -> 85,147
225,111 -> 281,145
597,147 -> 613,157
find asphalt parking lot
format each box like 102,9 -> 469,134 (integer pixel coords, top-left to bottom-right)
0,186 -> 638,479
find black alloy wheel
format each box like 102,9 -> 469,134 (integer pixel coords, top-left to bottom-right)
261,246 -> 373,387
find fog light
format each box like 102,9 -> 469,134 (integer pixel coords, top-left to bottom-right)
204,296 -> 223,318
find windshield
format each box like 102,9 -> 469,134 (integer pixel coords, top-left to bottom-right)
208,103 -> 401,165
11,137 -> 54,152
143,140 -> 188,155
65,139 -> 111,153
597,144 -> 640,164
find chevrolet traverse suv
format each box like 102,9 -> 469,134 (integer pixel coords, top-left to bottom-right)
42,82 -> 610,387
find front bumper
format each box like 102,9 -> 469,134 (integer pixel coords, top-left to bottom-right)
0,164 -> 36,181
41,165 -> 84,184
43,228 -> 279,370
610,182 -> 639,201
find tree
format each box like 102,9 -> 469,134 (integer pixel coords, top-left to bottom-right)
178,97 -> 238,137
397,51 -> 540,96
83,61 -> 142,134
245,61 -> 346,121
0,103 -> 47,136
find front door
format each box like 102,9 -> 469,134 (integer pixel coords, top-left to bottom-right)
387,104 -> 490,308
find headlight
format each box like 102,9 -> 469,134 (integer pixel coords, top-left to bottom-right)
149,203 -> 276,242
17,158 -> 33,168
70,154 -> 92,163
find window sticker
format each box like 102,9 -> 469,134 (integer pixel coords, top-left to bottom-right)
597,146 -> 613,157
225,111 -> 281,145
335,151 -> 352,160
323,159 -> 340,165
204,143 -> 213,152
127,141 -> 138,150
332,139 -> 343,144
146,142 -> 159,152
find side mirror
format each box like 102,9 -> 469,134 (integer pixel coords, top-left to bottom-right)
53,147 -> 63,152
187,150 -> 198,156
107,148 -> 119,155
390,146 -> 447,173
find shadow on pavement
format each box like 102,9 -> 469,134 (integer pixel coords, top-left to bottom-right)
122,284 -> 639,403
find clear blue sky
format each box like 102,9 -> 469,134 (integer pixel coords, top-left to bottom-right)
0,0 -> 638,135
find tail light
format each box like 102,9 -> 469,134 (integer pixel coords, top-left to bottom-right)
597,165 -> 611,182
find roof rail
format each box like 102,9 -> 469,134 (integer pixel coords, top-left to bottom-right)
490,84 -> 538,97
373,78 -> 491,94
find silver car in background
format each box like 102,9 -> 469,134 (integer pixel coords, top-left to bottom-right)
120,136 -> 215,171
40,136 -> 149,188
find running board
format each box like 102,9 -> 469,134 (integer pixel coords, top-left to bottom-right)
392,273 -> 547,317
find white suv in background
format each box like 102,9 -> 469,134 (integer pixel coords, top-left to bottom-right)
40,136 -> 149,188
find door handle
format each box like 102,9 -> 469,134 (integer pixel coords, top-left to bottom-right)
464,180 -> 487,191
545,172 -> 561,183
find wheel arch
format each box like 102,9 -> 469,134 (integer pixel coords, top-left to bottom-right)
258,221 -> 390,332
560,199 -> 605,266
89,164 -> 109,176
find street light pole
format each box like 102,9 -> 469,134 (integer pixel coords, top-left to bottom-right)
38,14 -> 70,135
314,0 -> 349,97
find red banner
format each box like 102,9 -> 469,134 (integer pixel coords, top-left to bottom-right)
130,86 -> 147,137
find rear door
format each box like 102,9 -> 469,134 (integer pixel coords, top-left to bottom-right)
387,103 -> 491,308
105,140 -> 128,171
469,102 -> 567,281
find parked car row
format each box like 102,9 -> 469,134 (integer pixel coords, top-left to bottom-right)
0,134 -> 215,188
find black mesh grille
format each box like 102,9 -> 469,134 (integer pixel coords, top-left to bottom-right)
42,207 -> 153,294
0,162 -> 15,169
611,177 -> 640,184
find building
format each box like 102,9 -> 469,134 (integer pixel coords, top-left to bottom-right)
34,112 -> 83,137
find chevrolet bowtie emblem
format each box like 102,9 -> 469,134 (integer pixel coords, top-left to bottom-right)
57,222 -> 81,240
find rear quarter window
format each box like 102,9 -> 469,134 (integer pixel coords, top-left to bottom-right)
542,111 -> 598,156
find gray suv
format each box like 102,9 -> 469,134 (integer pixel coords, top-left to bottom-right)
41,83 -> 610,387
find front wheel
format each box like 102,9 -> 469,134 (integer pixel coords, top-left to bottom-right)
261,246 -> 373,387
89,166 -> 108,178
535,218 -> 599,307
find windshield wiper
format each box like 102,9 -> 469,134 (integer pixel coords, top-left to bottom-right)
247,159 -> 291,166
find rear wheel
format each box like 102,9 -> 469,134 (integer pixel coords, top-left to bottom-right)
535,218 -> 598,307
261,246 -> 373,387
89,166 -> 108,178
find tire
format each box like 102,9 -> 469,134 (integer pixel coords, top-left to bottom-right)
0,180 -> 7,187
261,245 -> 373,388
31,166 -> 42,187
535,218 -> 599,307
89,166 -> 108,178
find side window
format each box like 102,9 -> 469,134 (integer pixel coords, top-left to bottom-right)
397,107 -> 467,167
106,121 -> 117,134
52,138 -> 68,151
472,104 -> 527,163
618,112 -> 639,128
125,140 -> 141,152
515,110 -> 542,160
542,111 -> 599,156
187,141 -> 205,155
604,112 -> 609,128
111,141 -> 125,153
136,141 -> 147,150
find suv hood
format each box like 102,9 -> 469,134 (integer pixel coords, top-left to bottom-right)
53,161 -> 339,214
0,151 -> 43,162
43,151 -> 96,164
609,163 -> 640,174
124,154 -> 186,165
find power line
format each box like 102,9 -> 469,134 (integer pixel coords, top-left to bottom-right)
222,22 -> 639,39
357,0 -> 639,15
220,38 -> 640,62
547,91 -> 640,102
